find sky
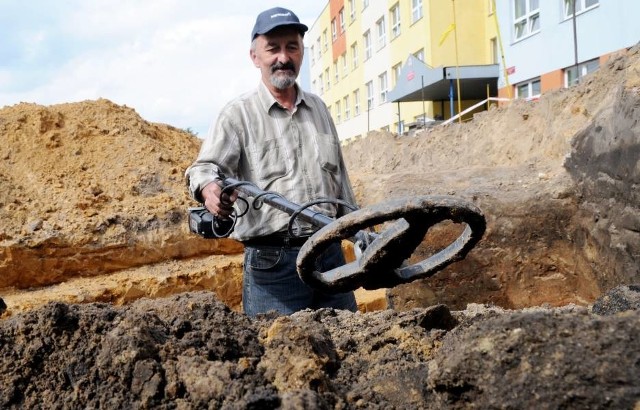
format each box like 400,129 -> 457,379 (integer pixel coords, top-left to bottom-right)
0,1 -> 327,136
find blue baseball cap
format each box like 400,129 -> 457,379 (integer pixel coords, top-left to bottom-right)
251,7 -> 308,40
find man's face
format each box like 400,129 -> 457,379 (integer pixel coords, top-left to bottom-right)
250,27 -> 303,90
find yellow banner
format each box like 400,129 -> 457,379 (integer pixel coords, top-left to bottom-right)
438,23 -> 456,46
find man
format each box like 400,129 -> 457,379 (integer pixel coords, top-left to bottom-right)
185,7 -> 358,317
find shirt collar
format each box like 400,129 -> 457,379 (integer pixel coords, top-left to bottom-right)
257,81 -> 307,113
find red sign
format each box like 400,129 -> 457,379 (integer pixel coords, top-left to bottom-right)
407,71 -> 415,81
506,66 -> 516,75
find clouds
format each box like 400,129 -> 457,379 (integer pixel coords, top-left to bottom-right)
0,1 -> 324,136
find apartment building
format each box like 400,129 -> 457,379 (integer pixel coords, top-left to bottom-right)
306,0 -> 498,140
305,1 -> 640,140
495,0 -> 640,98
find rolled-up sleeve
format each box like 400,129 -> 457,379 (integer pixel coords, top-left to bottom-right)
185,110 -> 241,203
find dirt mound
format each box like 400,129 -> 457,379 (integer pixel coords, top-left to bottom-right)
1,290 -> 638,408
1,99 -> 194,244
343,46 -> 628,205
0,99 -> 242,299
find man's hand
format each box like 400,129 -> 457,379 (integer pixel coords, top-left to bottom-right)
201,180 -> 238,219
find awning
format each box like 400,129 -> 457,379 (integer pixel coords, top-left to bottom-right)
388,54 -> 499,103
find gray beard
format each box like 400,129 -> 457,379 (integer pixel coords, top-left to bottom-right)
270,72 -> 296,90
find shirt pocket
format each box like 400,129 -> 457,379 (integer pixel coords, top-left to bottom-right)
248,138 -> 290,186
314,134 -> 342,208
315,133 -> 340,175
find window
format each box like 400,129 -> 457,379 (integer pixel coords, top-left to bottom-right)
310,46 -> 315,65
379,72 -> 388,103
335,100 -> 341,123
316,38 -> 321,59
364,30 -> 372,60
490,37 -> 498,64
564,58 -> 599,87
341,53 -> 348,76
353,89 -> 361,115
488,0 -> 495,14
414,48 -> 424,62
366,81 -> 374,109
319,74 -> 324,94
363,0 -> 369,9
516,77 -> 541,99
344,96 -> 351,120
331,19 -> 337,41
349,0 -> 356,22
412,0 -> 423,23
564,0 -> 599,18
312,80 -> 316,93
351,42 -> 359,69
325,68 -> 331,91
513,0 -> 540,41
392,63 -> 402,87
376,17 -> 387,49
390,4 -> 401,39
339,8 -> 346,33
334,62 -> 339,84
323,30 -> 328,50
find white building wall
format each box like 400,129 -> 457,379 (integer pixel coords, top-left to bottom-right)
306,4 -> 371,140
495,0 -> 640,87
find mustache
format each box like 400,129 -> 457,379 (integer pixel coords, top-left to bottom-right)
271,62 -> 296,73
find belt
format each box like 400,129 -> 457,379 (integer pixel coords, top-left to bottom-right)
243,233 -> 311,248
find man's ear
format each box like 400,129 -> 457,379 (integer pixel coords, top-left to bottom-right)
249,50 -> 260,68
249,49 -> 260,68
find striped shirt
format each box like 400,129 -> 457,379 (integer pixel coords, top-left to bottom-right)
185,81 -> 357,242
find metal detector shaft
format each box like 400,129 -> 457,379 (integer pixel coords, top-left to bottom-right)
222,177 -> 336,230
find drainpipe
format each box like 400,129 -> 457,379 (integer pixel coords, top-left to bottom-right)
421,75 -> 426,123
572,0 -> 579,85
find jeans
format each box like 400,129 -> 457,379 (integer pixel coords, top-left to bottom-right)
242,241 -> 358,317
